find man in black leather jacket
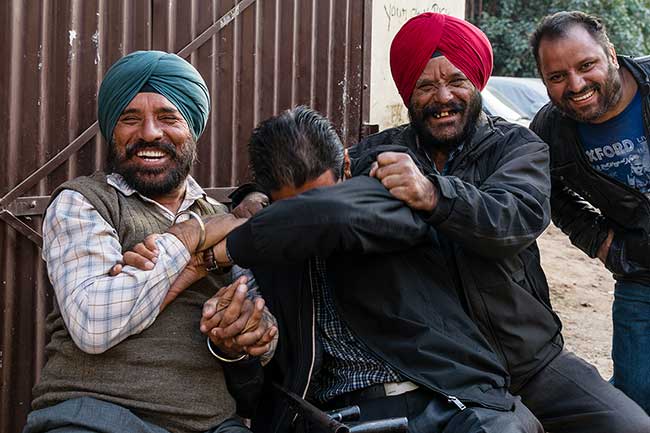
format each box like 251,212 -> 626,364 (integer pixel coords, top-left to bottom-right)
213,106 -> 543,433
530,10 -> 650,413
352,11 -> 648,433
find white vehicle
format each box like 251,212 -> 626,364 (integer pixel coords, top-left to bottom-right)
485,76 -> 549,121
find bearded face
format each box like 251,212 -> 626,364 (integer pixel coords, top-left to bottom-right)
408,57 -> 483,152
109,92 -> 197,198
552,60 -> 622,123
538,25 -> 624,124
409,84 -> 483,151
108,135 -> 197,197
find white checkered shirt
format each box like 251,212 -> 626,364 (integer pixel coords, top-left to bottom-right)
42,173 -> 244,354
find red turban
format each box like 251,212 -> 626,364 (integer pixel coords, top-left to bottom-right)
390,13 -> 493,106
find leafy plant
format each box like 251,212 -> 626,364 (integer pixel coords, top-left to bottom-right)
470,0 -> 650,77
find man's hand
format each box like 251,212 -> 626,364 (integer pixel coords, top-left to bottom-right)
597,229 -> 614,265
109,233 -> 161,275
108,235 -> 207,311
201,276 -> 277,358
232,192 -> 269,218
369,151 -> 438,211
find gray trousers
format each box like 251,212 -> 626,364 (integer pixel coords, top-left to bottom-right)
517,350 -> 650,433
22,397 -> 251,433
326,386 -> 543,433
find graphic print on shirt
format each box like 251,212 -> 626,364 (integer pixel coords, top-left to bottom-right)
577,90 -> 650,197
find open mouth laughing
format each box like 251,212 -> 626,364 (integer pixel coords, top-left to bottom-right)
565,85 -> 599,106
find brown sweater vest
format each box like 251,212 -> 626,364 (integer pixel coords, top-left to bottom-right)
32,173 -> 236,433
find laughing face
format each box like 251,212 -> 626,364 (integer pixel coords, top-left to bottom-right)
408,56 -> 482,150
108,92 -> 197,198
538,24 -> 623,124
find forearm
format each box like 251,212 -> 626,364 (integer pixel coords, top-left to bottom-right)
550,181 -> 611,258
426,140 -> 550,258
51,234 -> 189,353
43,191 -> 189,353
226,177 -> 432,267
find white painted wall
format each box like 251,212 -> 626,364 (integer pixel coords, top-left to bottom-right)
369,1 -> 465,130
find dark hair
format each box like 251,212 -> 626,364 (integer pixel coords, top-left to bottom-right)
248,105 -> 344,194
530,11 -> 612,71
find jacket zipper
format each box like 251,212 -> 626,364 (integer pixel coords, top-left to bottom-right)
302,261 -> 317,399
285,263 -> 318,430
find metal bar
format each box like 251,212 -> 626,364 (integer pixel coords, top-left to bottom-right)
0,210 -> 43,248
4,196 -> 50,217
0,123 -> 99,210
176,0 -> 256,59
4,188 -> 237,217
361,0 -> 373,126
0,0 -> 257,212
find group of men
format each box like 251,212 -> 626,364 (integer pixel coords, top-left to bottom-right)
22,8 -> 650,433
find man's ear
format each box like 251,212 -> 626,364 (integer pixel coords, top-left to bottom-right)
343,149 -> 352,179
609,44 -> 619,69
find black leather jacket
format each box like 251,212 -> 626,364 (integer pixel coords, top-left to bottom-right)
530,55 -> 650,284
227,176 -> 515,433
350,115 -> 563,392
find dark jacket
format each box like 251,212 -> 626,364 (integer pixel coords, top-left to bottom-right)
350,116 -> 562,391
227,176 -> 515,433
530,55 -> 650,283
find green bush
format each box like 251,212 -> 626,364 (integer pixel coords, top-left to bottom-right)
471,0 -> 650,77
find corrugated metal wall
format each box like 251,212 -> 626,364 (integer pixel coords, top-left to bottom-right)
0,1 -> 372,431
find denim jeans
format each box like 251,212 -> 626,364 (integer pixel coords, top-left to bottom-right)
612,280 -> 650,414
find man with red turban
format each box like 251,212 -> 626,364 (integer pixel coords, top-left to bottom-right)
350,12 -> 649,433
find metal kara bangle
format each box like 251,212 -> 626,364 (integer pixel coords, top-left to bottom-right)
206,337 -> 248,362
172,210 -> 206,252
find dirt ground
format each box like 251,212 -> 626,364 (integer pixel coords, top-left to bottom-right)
538,224 -> 615,378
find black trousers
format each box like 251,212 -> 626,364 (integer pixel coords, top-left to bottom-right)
326,387 -> 543,433
517,350 -> 650,433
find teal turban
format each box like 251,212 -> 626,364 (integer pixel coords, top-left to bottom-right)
98,50 -> 210,142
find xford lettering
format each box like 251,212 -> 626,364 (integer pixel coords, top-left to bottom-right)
586,139 -> 635,162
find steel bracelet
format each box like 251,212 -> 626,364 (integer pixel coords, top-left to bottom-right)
206,337 -> 248,363
172,210 -> 206,252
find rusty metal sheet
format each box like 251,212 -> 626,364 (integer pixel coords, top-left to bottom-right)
0,1 -> 371,432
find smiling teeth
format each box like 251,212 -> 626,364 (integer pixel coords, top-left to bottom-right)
137,150 -> 166,158
571,90 -> 595,102
434,111 -> 452,119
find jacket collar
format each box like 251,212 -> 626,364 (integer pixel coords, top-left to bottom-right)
405,112 -> 490,165
619,55 -> 650,97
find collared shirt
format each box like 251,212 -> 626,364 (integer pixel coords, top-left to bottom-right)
415,134 -> 464,176
310,257 -> 403,403
42,173 -> 246,354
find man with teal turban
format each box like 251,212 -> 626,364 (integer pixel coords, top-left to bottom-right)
23,51 -> 276,433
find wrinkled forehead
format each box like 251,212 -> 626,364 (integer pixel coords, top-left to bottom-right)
417,56 -> 468,82
538,24 -> 610,66
121,92 -> 180,113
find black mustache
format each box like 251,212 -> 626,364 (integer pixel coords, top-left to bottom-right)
564,84 -> 599,99
422,101 -> 466,117
125,140 -> 177,159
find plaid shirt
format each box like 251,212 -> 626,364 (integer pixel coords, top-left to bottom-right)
311,257 -> 403,403
42,173 -> 248,354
